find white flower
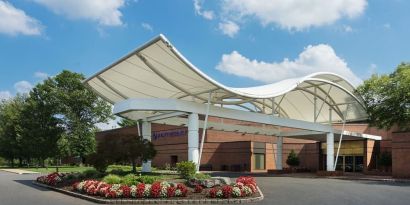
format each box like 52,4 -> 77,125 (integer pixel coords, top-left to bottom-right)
242,186 -> 253,196
216,190 -> 223,198
144,184 -> 152,197
160,187 -> 168,198
130,185 -> 137,198
232,187 -> 241,197
175,189 -> 182,197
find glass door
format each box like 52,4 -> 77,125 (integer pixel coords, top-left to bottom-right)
344,156 -> 354,172
354,156 -> 364,172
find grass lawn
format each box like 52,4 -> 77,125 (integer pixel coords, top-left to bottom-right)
18,164 -> 161,174
22,166 -> 94,173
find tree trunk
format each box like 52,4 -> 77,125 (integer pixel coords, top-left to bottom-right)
18,157 -> 23,167
132,159 -> 137,173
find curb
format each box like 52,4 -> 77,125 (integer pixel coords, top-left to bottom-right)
0,169 -> 40,175
32,181 -> 264,204
327,177 -> 410,183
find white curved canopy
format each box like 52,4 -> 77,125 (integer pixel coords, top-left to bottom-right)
85,34 -> 367,123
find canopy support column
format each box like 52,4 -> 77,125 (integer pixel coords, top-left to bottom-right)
326,132 -> 335,171
276,136 -> 283,170
188,113 -> 199,170
198,92 -> 212,172
142,120 -> 152,172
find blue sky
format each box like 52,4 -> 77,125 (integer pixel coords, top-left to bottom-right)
0,0 -> 409,101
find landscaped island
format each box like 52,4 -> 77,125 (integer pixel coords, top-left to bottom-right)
34,164 -> 262,203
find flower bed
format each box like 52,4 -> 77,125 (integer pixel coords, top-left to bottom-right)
36,172 -> 66,186
36,173 -> 260,201
206,176 -> 257,198
72,180 -> 188,199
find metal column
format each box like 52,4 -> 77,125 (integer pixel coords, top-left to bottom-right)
188,113 -> 199,168
142,120 -> 152,172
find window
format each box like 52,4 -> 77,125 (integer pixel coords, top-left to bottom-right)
254,154 -> 265,170
253,142 -> 266,170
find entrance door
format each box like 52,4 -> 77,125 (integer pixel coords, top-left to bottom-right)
344,156 -> 354,172
354,156 -> 364,172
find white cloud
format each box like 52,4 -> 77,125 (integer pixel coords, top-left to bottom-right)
141,22 -> 153,31
95,116 -> 120,131
216,44 -> 362,86
383,23 -> 391,29
0,91 -> 12,101
343,25 -> 353,32
221,0 -> 367,30
34,71 -> 49,79
194,0 -> 214,20
0,1 -> 42,36
218,20 -> 239,38
33,0 -> 125,26
14,81 -> 33,93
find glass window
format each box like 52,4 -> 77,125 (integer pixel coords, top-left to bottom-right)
254,153 -> 265,170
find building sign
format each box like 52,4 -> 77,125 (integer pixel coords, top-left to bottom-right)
152,129 -> 187,140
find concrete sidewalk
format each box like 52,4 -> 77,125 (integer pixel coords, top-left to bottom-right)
0,169 -> 39,174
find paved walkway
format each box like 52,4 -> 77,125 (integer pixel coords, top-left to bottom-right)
0,169 -> 39,174
1,171 -> 410,205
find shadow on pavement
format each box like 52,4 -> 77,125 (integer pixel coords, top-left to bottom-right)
13,180 -> 51,191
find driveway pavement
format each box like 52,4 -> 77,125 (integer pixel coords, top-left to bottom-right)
1,171 -> 410,205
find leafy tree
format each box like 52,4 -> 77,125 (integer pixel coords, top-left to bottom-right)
0,95 -> 26,167
19,85 -> 64,167
39,70 -> 113,162
356,63 -> 410,130
117,117 -> 139,128
89,133 -> 156,173
286,150 -> 300,167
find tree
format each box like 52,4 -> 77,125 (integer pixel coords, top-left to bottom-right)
38,70 -> 113,162
90,133 -> 156,173
117,117 -> 139,128
286,150 -> 300,167
356,63 -> 410,130
19,85 -> 64,167
0,95 -> 26,167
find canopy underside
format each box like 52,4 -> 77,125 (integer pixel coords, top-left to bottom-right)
85,34 -> 368,123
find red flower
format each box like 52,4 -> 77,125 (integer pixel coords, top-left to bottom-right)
167,186 -> 176,197
136,183 -> 145,198
150,182 -> 161,198
105,191 -> 117,198
222,185 -> 233,198
120,185 -> 131,198
176,183 -> 188,197
194,184 -> 203,193
208,188 -> 218,198
236,176 -> 256,187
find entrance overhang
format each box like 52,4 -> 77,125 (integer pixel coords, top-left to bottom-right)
114,98 -> 333,133
84,34 -> 382,172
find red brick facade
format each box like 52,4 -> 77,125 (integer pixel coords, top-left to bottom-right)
95,121 -> 409,177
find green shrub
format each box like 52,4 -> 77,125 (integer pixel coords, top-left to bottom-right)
110,168 -> 129,176
122,174 -> 140,186
176,161 -> 196,179
286,150 -> 300,167
102,174 -> 122,184
138,175 -> 158,184
87,153 -> 110,173
192,173 -> 211,180
83,169 -> 103,179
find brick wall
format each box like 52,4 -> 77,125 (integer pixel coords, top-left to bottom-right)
392,131 -> 410,178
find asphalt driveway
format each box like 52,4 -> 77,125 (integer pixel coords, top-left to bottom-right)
1,171 -> 410,205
